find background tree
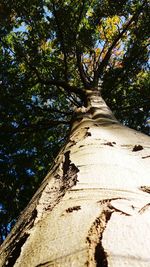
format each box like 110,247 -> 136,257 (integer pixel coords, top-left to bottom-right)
0,0 -> 149,250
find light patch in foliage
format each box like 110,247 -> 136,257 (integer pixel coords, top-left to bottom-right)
86,7 -> 94,18
98,15 -> 121,42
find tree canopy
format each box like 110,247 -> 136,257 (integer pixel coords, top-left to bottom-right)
0,0 -> 149,242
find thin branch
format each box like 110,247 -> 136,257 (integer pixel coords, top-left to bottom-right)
76,49 -> 91,88
0,38 -> 15,56
74,0 -> 92,89
94,1 -> 146,85
57,86 -> 81,107
1,37 -> 84,99
115,42 -> 150,87
1,120 -> 70,134
95,41 -> 107,71
51,0 -> 68,82
83,62 -> 93,82
75,0 -> 86,34
27,62 -> 85,100
29,104 -> 73,116
113,101 -> 150,116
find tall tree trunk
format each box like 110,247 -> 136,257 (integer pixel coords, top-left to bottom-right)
1,90 -> 150,267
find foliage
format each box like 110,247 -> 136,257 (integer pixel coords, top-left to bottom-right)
0,0 -> 149,242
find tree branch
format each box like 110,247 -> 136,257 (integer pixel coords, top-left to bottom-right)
27,62 -> 85,100
114,42 -> 150,88
75,0 -> 86,33
29,104 -> 73,116
93,2 -> 146,85
95,41 -> 107,71
113,99 -> 150,114
74,0 -> 92,89
51,1 -> 68,82
76,49 -> 91,88
1,120 -> 70,134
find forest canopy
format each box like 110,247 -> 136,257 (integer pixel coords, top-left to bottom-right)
0,0 -> 149,242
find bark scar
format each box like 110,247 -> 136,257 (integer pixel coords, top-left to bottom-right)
65,205 -> 81,213
104,142 -> 116,147
87,198 -> 130,266
139,203 -> 150,214
140,186 -> 150,194
86,203 -> 113,267
36,150 -> 79,216
142,155 -> 150,159
61,150 -> 79,186
132,145 -> 143,152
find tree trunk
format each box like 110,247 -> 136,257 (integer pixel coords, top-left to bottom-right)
1,90 -> 150,267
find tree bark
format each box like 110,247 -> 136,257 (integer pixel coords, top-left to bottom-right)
1,90 -> 150,267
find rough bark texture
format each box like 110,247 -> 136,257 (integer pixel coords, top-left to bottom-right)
0,90 -> 150,267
